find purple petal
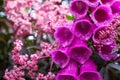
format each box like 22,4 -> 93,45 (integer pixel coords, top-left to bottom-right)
70,0 -> 89,19
92,26 -> 106,43
90,5 -> 113,26
78,59 -> 103,80
54,27 -> 74,47
69,38 -> 92,64
73,19 -> 94,41
79,72 -> 103,80
100,0 -> 114,5
52,49 -> 70,68
56,60 -> 78,80
98,43 -> 117,61
85,0 -> 99,7
110,0 -> 120,16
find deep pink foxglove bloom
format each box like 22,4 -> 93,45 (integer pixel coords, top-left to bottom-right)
52,48 -> 70,68
56,60 -> 78,80
69,38 -> 92,64
69,0 -> 89,19
73,19 -> 94,41
93,26 -> 107,43
98,43 -> 117,61
85,0 -> 99,7
110,0 -> 120,17
78,59 -> 103,80
54,27 -> 74,47
93,26 -> 114,45
90,5 -> 113,26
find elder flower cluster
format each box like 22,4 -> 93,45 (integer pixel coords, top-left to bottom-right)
5,0 -> 68,37
4,40 -> 55,80
52,0 -> 120,80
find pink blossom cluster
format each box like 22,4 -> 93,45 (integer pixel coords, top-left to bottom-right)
40,41 -> 59,56
35,0 -> 69,34
4,66 -> 25,80
5,0 -> 68,37
4,40 -> 55,80
5,0 -> 34,37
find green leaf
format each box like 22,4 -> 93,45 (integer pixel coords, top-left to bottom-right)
66,14 -> 75,20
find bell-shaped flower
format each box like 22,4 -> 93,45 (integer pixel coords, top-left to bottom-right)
52,48 -> 70,68
97,43 -> 117,61
93,26 -> 107,43
69,38 -> 92,64
78,59 -> 103,80
69,0 -> 89,19
54,27 -> 74,47
90,5 -> 113,26
110,0 -> 120,17
56,60 -> 78,80
73,19 -> 94,41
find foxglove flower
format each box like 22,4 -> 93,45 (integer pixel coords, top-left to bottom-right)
110,0 -> 120,17
97,43 -> 117,61
73,19 -> 94,41
70,0 -> 88,19
78,59 -> 103,80
93,26 -> 107,43
93,26 -> 114,45
85,0 -> 99,7
99,0 -> 114,5
52,49 -> 70,68
54,27 -> 74,47
90,5 -> 113,26
69,38 -> 92,64
56,60 -> 78,80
